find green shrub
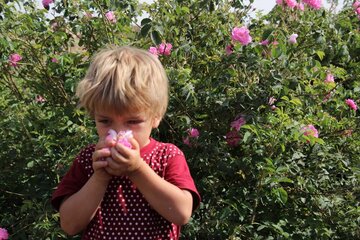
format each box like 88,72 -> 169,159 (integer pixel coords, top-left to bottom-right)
1,0 -> 359,239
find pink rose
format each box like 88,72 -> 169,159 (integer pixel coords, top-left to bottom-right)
230,116 -> 246,131
157,43 -> 172,56
35,95 -> 46,103
268,96 -> 277,105
188,128 -> 200,138
324,73 -> 334,83
296,3 -> 305,11
288,33 -> 298,44
356,7 -> 360,15
353,1 -> 360,9
0,228 -> 8,240
225,130 -> 241,147
105,129 -> 133,148
9,53 -> 22,67
42,0 -> 54,8
301,124 -> 319,138
148,47 -> 158,56
51,57 -> 58,63
303,0 -> 322,10
183,136 -> 191,146
225,44 -> 234,55
231,26 -> 252,46
286,0 -> 297,8
105,11 -> 116,23
276,0 -> 283,5
260,39 -> 270,46
345,99 -> 358,111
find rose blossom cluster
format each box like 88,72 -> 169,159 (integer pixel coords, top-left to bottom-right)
302,0 -> 322,9
148,43 -> 173,56
183,128 -> 200,146
231,26 -> 252,46
276,0 -> 321,10
225,116 -> 246,147
225,26 -> 252,55
345,99 -> 358,111
0,228 -> 8,240
276,0 -> 304,10
353,1 -> 360,20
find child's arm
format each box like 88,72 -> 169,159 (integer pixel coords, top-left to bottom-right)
129,161 -> 194,225
59,142 -> 112,235
105,138 -> 194,225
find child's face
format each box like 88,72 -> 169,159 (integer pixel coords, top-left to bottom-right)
94,108 -> 160,148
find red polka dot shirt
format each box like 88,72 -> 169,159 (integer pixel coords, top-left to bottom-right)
52,138 -> 201,240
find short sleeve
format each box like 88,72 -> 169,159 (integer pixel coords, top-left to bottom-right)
164,154 -> 201,212
51,147 -> 93,211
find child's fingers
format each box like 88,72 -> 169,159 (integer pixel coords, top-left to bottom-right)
93,160 -> 108,169
95,138 -> 115,150
128,137 -> 140,150
92,148 -> 111,162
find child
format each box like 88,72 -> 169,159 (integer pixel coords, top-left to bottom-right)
51,46 -> 201,239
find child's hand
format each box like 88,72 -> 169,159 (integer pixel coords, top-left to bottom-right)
92,137 -> 114,182
105,137 -> 143,177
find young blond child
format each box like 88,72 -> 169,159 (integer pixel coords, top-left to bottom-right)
51,46 -> 201,239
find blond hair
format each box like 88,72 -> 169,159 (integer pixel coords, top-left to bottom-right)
76,45 -> 169,118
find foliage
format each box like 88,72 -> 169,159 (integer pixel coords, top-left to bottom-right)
0,0 -> 359,239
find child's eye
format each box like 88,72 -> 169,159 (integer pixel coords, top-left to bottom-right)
98,119 -> 110,124
128,120 -> 143,125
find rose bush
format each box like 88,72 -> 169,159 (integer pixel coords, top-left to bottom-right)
0,0 -> 359,239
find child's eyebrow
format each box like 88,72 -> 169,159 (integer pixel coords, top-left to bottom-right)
95,114 -> 110,118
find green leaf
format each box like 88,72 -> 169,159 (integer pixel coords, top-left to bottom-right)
278,187 -> 288,204
140,23 -> 151,38
150,30 -> 162,45
140,18 -> 152,26
243,131 -> 252,143
315,50 -> 325,61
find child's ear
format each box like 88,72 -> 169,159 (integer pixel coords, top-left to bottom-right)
152,117 -> 161,128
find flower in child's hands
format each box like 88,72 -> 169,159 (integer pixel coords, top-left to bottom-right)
345,99 -> 358,111
106,129 -> 118,142
106,129 -> 133,148
117,130 -> 133,148
0,227 -> 9,240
